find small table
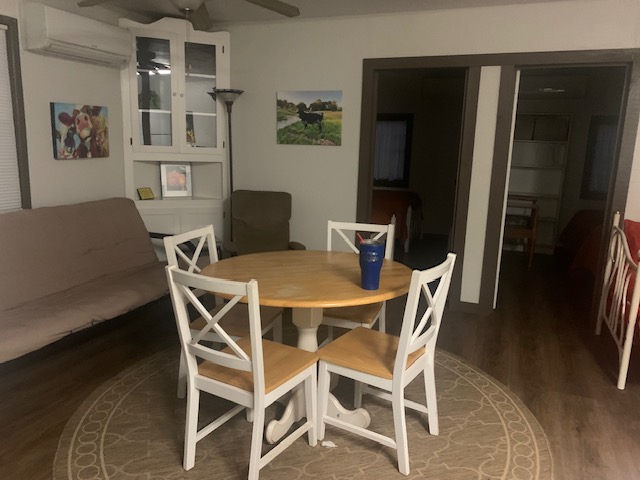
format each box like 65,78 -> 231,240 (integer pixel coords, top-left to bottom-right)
201,250 -> 412,443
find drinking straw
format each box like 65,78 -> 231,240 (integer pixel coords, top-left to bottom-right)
357,232 -> 365,243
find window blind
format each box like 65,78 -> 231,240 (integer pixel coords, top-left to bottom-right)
0,24 -> 22,213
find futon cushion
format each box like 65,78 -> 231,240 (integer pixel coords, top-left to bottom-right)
0,262 -> 167,363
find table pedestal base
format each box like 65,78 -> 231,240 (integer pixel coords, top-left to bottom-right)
265,388 -> 370,444
265,307 -> 371,444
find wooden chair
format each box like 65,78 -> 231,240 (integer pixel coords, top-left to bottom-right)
596,211 -> 640,390
163,226 -> 283,398
504,194 -> 539,269
166,265 -> 318,478
321,221 -> 395,345
317,253 -> 456,475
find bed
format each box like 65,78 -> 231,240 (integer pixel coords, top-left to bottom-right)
596,211 -> 640,389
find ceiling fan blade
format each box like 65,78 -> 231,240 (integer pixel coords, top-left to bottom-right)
77,0 -> 111,7
186,2 -> 212,31
244,0 -> 300,17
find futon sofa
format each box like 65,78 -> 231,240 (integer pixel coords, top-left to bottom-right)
0,197 -> 168,363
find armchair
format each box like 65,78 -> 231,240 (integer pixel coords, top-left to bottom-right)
222,190 -> 305,256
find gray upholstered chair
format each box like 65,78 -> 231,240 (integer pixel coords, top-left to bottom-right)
222,190 -> 305,256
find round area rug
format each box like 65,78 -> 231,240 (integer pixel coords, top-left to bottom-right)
54,348 -> 554,480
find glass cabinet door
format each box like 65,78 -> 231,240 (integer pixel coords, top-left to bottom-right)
184,41 -> 217,149
136,36 -> 173,147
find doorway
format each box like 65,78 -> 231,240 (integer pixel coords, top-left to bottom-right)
498,65 -> 627,310
372,68 -> 466,270
358,51 -> 640,314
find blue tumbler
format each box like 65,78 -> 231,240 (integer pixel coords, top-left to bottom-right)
359,239 -> 385,290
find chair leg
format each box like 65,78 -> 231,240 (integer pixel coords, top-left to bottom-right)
183,386 -> 200,470
272,315 -> 283,343
392,388 -> 410,475
177,351 -> 188,399
248,404 -> 266,480
527,236 -> 535,269
326,325 -> 335,343
378,305 -> 386,333
317,361 -> 330,441
424,360 -> 439,436
305,368 -> 318,446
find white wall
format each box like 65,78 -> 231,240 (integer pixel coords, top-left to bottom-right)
227,0 -> 640,305
3,0 -> 126,208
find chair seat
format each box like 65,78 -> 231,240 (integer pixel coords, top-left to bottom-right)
189,304 -> 283,338
199,338 -> 318,394
323,302 -> 383,325
318,327 -> 424,380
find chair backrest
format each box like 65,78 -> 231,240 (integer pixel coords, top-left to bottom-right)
327,220 -> 395,260
166,265 -> 266,396
394,253 -> 456,377
231,190 -> 293,255
163,225 -> 219,273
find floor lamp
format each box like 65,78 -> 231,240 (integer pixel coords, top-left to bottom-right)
208,87 -> 243,241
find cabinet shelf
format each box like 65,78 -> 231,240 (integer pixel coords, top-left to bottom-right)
186,73 -> 216,79
187,111 -> 217,117
138,109 -> 171,114
513,139 -> 567,145
511,164 -> 564,170
508,191 -> 561,200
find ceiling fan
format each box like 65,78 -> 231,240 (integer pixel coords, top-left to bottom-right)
76,0 -> 300,31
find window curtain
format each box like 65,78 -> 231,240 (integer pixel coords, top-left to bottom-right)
586,120 -> 617,196
374,120 -> 407,182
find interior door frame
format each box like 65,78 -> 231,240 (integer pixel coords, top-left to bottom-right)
357,50 -> 640,314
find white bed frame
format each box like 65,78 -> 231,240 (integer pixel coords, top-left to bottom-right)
596,211 -> 640,390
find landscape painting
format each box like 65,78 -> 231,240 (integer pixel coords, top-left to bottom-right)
276,90 -> 342,146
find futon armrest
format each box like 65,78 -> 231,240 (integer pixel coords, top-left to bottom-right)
288,241 -> 306,250
148,231 -> 169,239
221,240 -> 239,257
149,231 -> 198,254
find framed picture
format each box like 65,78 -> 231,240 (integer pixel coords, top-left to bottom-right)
160,164 -> 192,197
50,102 -> 109,159
276,90 -> 342,146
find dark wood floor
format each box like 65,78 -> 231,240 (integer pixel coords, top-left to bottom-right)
1,249 -> 639,479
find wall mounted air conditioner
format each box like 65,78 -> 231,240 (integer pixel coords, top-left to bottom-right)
21,3 -> 131,68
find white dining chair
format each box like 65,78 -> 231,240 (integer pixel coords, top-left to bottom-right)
317,253 -> 456,475
164,225 -> 283,398
321,221 -> 395,345
166,265 -> 318,478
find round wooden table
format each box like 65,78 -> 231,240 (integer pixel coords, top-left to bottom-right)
201,250 -> 413,443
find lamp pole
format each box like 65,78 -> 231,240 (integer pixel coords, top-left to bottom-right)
208,88 -> 243,241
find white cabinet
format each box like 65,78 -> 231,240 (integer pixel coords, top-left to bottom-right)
119,17 -> 230,237
508,114 -> 571,252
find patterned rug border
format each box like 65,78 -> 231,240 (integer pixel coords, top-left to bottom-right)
53,347 -> 554,480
